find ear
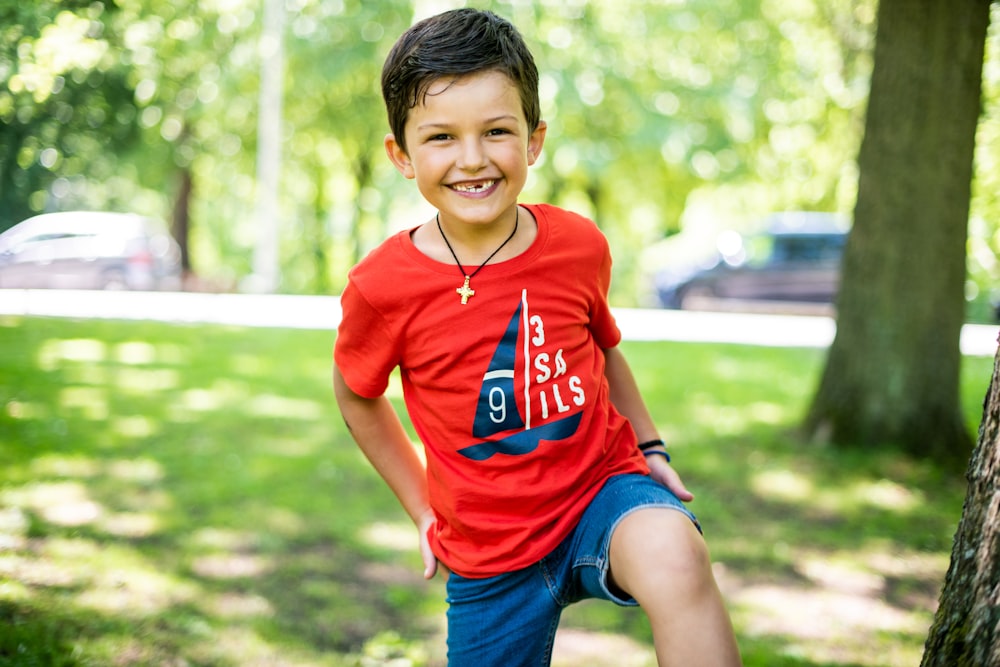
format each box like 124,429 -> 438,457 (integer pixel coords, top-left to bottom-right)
385,134 -> 415,179
526,120 -> 547,166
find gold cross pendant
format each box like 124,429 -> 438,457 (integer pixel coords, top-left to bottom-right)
456,276 -> 475,304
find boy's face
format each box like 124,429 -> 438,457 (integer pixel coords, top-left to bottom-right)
385,70 -> 546,230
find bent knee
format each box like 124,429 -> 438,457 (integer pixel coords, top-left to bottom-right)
609,508 -> 713,596
614,507 -> 706,561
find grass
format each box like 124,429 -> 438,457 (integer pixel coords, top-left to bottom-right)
0,314 -> 995,666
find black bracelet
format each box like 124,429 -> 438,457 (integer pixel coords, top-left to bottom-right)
637,439 -> 665,451
643,449 -> 671,463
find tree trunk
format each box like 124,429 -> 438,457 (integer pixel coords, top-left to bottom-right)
171,167 -> 193,274
349,152 -> 373,268
921,331 -> 1000,666
803,0 -> 991,465
310,162 -> 330,295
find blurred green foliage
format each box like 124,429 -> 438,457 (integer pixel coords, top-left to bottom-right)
0,1 -> 998,310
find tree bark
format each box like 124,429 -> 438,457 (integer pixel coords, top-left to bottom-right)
803,0 -> 991,465
171,167 -> 193,274
309,162 -> 330,295
921,331 -> 1000,666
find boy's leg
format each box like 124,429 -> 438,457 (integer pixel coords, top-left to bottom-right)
445,564 -> 564,667
608,508 -> 742,667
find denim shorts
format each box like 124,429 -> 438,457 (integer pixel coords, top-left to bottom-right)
444,473 -> 700,667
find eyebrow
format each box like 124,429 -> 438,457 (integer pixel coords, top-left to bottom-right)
416,114 -> 520,132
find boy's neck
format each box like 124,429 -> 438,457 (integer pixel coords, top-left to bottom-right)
414,207 -> 536,267
437,209 -> 519,272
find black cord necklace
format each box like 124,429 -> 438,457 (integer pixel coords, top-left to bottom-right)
436,209 -> 519,304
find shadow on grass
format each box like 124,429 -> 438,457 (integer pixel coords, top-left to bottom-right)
0,317 -> 992,666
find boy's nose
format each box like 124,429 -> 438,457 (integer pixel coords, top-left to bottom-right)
456,138 -> 487,171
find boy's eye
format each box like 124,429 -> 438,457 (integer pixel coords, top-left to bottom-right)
487,128 -> 510,136
429,134 -> 451,141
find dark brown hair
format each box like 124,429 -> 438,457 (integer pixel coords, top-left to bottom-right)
380,8 -> 541,153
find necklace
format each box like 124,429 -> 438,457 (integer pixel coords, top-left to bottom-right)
436,210 -> 519,304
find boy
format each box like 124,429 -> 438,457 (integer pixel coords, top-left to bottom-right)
333,8 -> 742,666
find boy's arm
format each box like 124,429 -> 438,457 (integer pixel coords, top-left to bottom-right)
333,365 -> 439,578
603,347 -> 694,502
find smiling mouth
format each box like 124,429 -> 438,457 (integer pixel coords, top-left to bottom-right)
451,180 -> 496,193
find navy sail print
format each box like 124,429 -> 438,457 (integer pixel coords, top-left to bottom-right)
458,292 -> 581,461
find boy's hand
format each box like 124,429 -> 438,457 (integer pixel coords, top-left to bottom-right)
646,454 -> 695,502
418,508 -> 440,579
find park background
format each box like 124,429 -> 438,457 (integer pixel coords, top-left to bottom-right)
2,0 -> 1000,316
3,0 -> 1000,666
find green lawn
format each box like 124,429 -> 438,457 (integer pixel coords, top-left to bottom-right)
0,314 -> 994,666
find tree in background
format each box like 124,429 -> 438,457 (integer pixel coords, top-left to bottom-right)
512,0 -> 876,300
0,0 -> 881,296
804,0 -> 993,464
279,0 -> 412,292
3,0 -> 999,311
0,1 -> 141,222
921,334 -> 1000,665
0,0 -> 256,284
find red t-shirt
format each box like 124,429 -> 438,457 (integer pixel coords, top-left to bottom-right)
334,203 -> 648,577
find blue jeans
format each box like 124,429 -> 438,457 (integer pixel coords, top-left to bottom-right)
444,473 -> 700,667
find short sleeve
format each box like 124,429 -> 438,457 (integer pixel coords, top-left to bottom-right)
333,276 -> 401,398
588,230 -> 622,350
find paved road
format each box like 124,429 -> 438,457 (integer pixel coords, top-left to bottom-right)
1,288 -> 997,356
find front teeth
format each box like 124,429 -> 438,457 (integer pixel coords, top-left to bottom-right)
453,180 -> 495,193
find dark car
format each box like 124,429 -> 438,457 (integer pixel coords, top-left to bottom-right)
654,212 -> 848,312
0,211 -> 182,291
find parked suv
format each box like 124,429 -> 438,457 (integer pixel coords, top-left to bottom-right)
653,212 -> 848,312
0,211 -> 182,291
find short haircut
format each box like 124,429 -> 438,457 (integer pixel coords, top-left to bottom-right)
381,8 -> 541,154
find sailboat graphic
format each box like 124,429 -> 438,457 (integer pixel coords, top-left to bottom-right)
457,291 -> 582,461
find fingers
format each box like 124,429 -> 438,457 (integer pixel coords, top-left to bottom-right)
422,551 -> 438,580
669,477 -> 695,503
649,459 -> 695,502
418,508 -> 439,579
